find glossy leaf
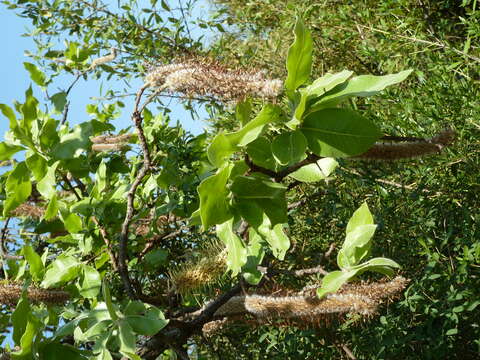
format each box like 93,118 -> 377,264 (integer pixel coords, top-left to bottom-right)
12,294 -> 30,345
118,319 -> 137,354
63,213 -> 83,234
78,265 -> 101,298
44,194 -> 59,221
346,202 -> 374,234
52,122 -> 93,160
3,161 -> 32,216
312,69 -> 413,109
271,130 -> 307,165
288,157 -> 338,183
208,104 -> 282,167
246,137 -> 278,171
41,255 -> 81,288
0,142 -> 24,161
231,175 -> 288,227
317,270 -> 355,298
25,153 -> 47,181
102,281 -> 118,321
24,62 -> 47,87
197,164 -> 233,229
216,218 -> 247,276
37,161 -> 59,200
285,17 -> 313,93
125,307 -> 168,336
301,108 -> 381,157
51,92 -> 68,113
242,228 -> 266,285
22,245 -> 44,281
260,222 -> 290,260
337,224 -> 377,269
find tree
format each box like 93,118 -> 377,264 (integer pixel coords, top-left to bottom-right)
0,1 -> 461,359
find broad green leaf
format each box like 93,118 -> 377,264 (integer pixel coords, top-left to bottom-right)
102,281 -> 118,321
242,228 -> 265,285
36,161 -> 59,199
125,308 -> 168,336
3,161 -> 32,216
44,194 -> 59,221
246,137 -> 278,171
40,343 -> 88,360
24,62 -> 47,87
22,245 -> 44,281
337,224 -> 377,269
51,92 -> 68,113
41,255 -> 81,288
12,314 -> 40,358
288,157 -> 338,183
197,164 -> 233,229
143,249 -> 168,271
216,218 -> 247,276
21,86 -> 38,132
52,122 -> 93,159
78,265 -> 101,298
12,294 -> 30,345
346,202 -> 374,234
301,108 -> 381,157
236,99 -> 252,126
96,161 -> 107,194
289,70 -> 353,128
317,270 -> 355,298
208,104 -> 282,167
118,319 -> 137,355
312,70 -> 413,109
354,257 -> 401,277
285,17 -> 313,93
271,130 -> 307,166
39,118 -> 60,151
0,142 -> 24,160
0,103 -> 17,127
260,223 -> 290,260
231,175 -> 288,227
25,153 -> 47,181
62,213 -> 83,234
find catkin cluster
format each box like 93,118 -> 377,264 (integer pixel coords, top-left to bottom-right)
200,276 -> 408,336
356,129 -> 455,160
0,282 -> 70,305
144,58 -> 283,101
91,133 -> 134,152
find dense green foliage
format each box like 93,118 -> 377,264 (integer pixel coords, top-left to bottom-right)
0,0 -> 478,359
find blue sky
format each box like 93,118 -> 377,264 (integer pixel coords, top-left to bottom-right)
0,0 -> 219,141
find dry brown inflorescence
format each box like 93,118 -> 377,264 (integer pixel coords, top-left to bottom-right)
0,282 -> 70,305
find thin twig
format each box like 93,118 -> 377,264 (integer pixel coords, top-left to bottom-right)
0,219 -> 23,261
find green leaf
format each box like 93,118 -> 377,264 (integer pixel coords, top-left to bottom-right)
62,213 -> 83,234
208,104 -> 282,167
271,130 -> 307,165
317,270 -> 355,298
231,175 -> 288,228
288,157 -> 338,183
25,153 -> 47,181
354,257 -> 401,277
118,319 -> 137,355
12,294 -> 30,345
216,218 -> 247,276
260,223 -> 290,260
51,92 -> 68,113
24,62 -> 47,87
52,122 -> 93,159
12,314 -> 40,358
301,108 -> 381,157
39,118 -> 60,151
44,194 -> 59,221
246,137 -> 278,171
36,161 -> 59,199
41,255 -> 81,288
22,245 -> 44,281
337,224 -> 377,269
197,164 -> 233,229
346,202 -> 374,234
40,343 -> 88,360
125,308 -> 168,336
4,161 -> 32,216
21,86 -> 38,132
289,70 -> 353,127
0,103 -> 17,127
236,99 -> 252,126
285,17 -> 313,93
102,280 -> 118,321
0,142 -> 24,161
242,228 -> 265,285
312,70 -> 413,109
143,249 -> 168,271
78,265 -> 101,298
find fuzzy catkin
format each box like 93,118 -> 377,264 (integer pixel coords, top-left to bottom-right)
0,283 -> 69,305
355,129 -> 455,160
145,59 -> 282,101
